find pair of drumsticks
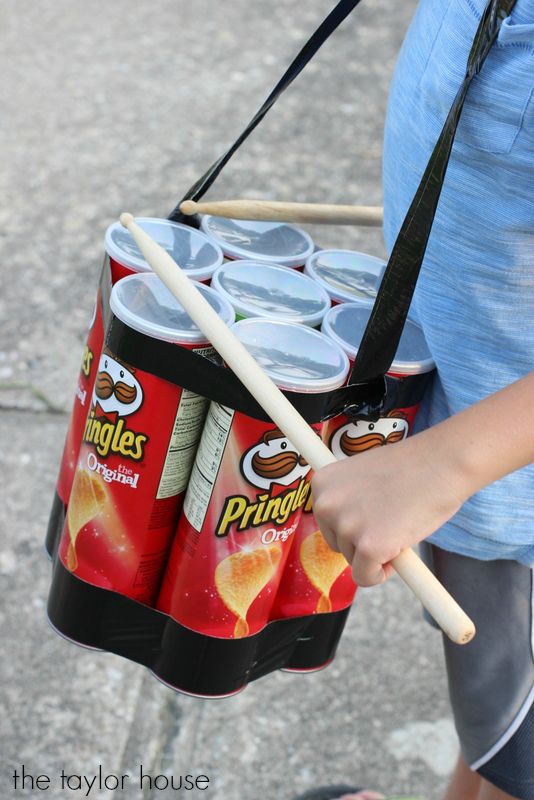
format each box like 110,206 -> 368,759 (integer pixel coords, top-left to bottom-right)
120,206 -> 475,646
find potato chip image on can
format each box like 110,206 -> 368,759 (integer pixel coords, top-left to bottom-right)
299,530 -> 348,613
47,218 -> 223,557
272,507 -> 353,623
215,544 -> 282,639
57,273 -> 234,607
156,319 -> 349,641
65,469 -> 108,571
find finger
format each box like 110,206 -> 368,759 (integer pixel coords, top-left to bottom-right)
315,519 -> 354,567
312,511 -> 339,553
338,539 -> 356,568
352,552 -> 387,587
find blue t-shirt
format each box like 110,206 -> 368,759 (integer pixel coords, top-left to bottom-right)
383,0 -> 534,564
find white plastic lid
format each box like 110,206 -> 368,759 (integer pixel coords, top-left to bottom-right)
321,303 -> 435,375
105,217 -> 223,281
200,216 -> 314,268
110,273 -> 235,344
232,318 -> 349,393
211,261 -> 331,326
305,249 -> 386,304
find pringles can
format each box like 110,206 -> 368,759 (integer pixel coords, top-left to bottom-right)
322,302 -> 435,451
156,319 -> 349,693
200,215 -> 314,269
210,261 -> 331,326
55,273 -> 234,607
105,217 -> 224,284
46,218 -> 223,558
304,249 -> 386,305
275,303 -> 435,672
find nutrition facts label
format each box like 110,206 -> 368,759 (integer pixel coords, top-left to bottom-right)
183,402 -> 235,531
156,347 -> 214,500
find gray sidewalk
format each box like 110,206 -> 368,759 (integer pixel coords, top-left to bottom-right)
0,2 -> 456,798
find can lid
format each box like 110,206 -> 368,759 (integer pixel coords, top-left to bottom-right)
110,273 -> 235,344
321,303 -> 435,375
232,318 -> 349,392
200,216 -> 314,268
305,249 -> 386,304
105,217 -> 223,280
211,261 -> 331,326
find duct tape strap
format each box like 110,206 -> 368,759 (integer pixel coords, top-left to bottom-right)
167,0 -> 364,223
106,315 -> 388,424
351,0 -> 517,383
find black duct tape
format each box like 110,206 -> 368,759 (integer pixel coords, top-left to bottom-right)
106,316 -> 388,425
47,558 -> 351,696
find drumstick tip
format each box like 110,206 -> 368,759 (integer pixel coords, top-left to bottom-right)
120,212 -> 135,229
179,200 -> 197,215
460,622 -> 476,645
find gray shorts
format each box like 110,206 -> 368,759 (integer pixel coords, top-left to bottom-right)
422,544 -> 534,799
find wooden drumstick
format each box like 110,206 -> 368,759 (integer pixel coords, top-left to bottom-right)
180,199 -> 384,227
119,212 -> 475,645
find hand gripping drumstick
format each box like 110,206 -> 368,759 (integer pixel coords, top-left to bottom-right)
180,199 -> 384,227
119,213 -> 475,645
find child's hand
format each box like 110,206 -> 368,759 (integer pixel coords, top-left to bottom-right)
311,430 -> 466,587
312,371 -> 534,587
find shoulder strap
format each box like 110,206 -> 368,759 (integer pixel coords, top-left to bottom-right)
350,0 -> 516,382
167,0 -> 364,223
168,0 -> 515,385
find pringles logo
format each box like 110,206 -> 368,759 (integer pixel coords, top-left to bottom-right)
83,354 -> 148,461
215,428 -> 312,537
329,411 -> 409,460
242,428 -> 310,490
80,345 -> 94,378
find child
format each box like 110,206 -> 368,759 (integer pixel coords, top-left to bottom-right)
295,1 -> 534,798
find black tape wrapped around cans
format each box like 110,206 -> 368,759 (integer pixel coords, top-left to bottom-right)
46,0 -> 515,696
47,312 -> 366,696
48,556 -> 351,697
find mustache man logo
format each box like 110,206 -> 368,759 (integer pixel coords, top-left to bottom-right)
329,411 -> 409,460
92,353 -> 143,418
241,428 -> 311,491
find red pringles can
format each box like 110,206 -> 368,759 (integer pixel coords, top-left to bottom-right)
275,303 -> 435,672
156,320 -> 349,651
46,218 -> 223,557
322,303 -> 435,453
56,273 -> 234,607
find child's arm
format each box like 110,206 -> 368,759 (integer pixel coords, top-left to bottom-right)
311,371 -> 534,586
